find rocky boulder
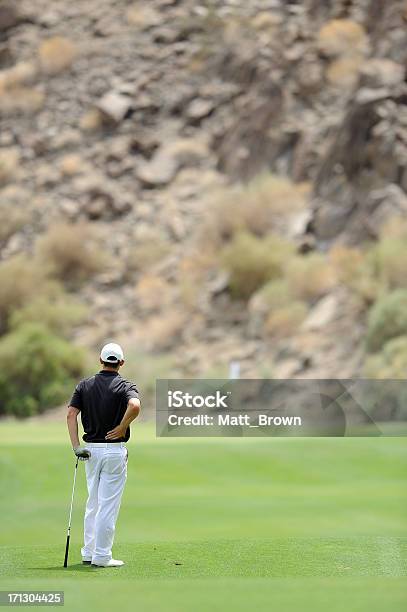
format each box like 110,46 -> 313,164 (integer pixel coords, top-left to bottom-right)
137,138 -> 210,187
0,2 -> 20,31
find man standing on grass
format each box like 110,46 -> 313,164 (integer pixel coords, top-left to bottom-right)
66,343 -> 140,568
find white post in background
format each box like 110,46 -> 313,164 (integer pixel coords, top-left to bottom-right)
229,360 -> 241,380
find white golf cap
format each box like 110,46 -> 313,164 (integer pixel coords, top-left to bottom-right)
100,342 -> 124,363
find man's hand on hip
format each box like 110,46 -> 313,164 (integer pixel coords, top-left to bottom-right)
74,446 -> 91,460
105,425 -> 126,440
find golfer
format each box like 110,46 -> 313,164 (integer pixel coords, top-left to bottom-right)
66,343 -> 140,567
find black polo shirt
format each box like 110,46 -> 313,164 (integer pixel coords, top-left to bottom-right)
69,370 -> 139,443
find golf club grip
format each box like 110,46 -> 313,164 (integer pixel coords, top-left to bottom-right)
63,534 -> 70,568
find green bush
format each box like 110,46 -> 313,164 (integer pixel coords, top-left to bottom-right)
10,293 -> 87,337
221,232 -> 295,299
363,336 -> 407,420
0,253 -> 88,336
364,335 -> 407,379
0,255 -> 54,333
366,290 -> 407,352
0,323 -> 85,417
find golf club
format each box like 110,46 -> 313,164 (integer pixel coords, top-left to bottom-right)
63,457 -> 79,568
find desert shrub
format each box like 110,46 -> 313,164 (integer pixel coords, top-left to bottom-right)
10,293 -> 87,338
37,222 -> 106,287
122,348 -> 178,399
142,312 -> 186,352
0,62 -> 37,91
330,244 -> 364,284
0,201 -> 31,242
264,301 -> 308,338
331,236 -> 407,308
379,217 -> 407,241
363,335 -> 407,420
0,148 -> 19,185
242,174 -> 309,231
332,227 -> 407,300
286,253 -> 335,303
326,56 -> 363,88
364,336 -> 407,379
366,290 -> 407,353
330,244 -> 382,305
38,37 -> 77,75
0,323 -> 85,417
369,238 -> 407,290
59,154 -> 83,177
127,4 -> 160,28
176,253 -> 214,311
126,229 -> 171,277
249,278 -> 310,339
254,279 -> 292,311
221,231 -> 295,299
317,20 -> 368,58
135,274 -> 173,313
204,174 -> 309,248
251,12 -> 281,32
0,61 -> 43,116
0,86 -> 44,115
79,108 -> 105,132
0,255 -> 55,333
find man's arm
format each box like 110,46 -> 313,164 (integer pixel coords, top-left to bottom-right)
67,406 -> 81,448
105,398 -> 141,440
67,405 -> 91,459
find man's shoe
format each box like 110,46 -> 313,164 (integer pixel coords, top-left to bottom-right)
82,560 -> 92,565
91,559 -> 124,567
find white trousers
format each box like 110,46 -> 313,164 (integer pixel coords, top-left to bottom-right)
81,443 -> 127,565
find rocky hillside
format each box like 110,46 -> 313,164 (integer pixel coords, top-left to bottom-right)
0,0 -> 407,398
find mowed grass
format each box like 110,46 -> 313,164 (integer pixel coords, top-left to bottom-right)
0,420 -> 406,611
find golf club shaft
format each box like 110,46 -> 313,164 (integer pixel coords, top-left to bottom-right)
63,457 -> 79,568
63,534 -> 70,569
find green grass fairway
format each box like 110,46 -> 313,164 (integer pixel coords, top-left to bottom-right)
1,421 -> 406,611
